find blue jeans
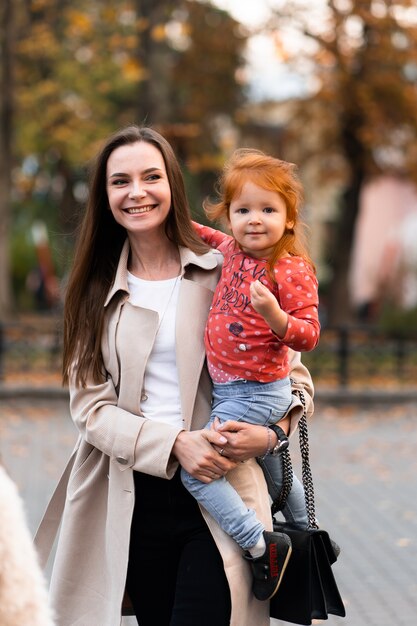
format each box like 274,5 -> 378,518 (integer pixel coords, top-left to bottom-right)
181,377 -> 308,551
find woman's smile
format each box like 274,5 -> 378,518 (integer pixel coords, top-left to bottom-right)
124,204 -> 156,214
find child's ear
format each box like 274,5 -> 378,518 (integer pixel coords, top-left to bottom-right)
286,219 -> 295,230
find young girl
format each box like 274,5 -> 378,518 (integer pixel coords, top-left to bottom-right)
181,148 -> 320,601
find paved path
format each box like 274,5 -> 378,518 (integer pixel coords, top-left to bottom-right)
1,396 -> 416,626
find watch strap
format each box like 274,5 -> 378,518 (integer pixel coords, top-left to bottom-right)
268,424 -> 289,455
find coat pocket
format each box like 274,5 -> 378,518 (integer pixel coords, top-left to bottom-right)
67,444 -> 107,500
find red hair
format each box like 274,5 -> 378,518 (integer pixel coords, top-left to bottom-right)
204,148 -> 315,275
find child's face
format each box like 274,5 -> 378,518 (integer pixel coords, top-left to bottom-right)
227,181 -> 294,259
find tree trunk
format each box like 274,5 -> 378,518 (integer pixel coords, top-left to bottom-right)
0,0 -> 14,318
134,0 -> 176,125
326,18 -> 375,326
326,174 -> 363,325
326,113 -> 366,326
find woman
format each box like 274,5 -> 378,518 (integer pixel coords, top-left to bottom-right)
35,125 -> 314,626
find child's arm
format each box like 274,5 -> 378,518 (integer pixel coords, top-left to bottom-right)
192,221 -> 233,250
250,268 -> 320,351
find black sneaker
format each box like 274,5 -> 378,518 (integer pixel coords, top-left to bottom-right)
244,531 -> 292,601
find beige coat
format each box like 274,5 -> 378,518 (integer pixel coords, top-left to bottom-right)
35,241 -> 314,626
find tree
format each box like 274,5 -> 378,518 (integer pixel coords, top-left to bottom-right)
0,0 -> 15,317
269,0 -> 417,324
3,0 -> 246,312
130,0 -> 247,194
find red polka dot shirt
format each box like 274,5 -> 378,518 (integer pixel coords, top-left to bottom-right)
196,223 -> 320,383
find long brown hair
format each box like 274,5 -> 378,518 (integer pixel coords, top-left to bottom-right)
204,148 -> 314,277
63,125 -> 209,387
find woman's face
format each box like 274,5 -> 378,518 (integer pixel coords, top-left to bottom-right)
106,141 -> 172,240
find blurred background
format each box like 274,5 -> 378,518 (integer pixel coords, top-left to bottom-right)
1,0 -> 417,389
1,4 -> 417,624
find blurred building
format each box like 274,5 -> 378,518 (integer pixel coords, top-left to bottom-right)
349,176 -> 417,318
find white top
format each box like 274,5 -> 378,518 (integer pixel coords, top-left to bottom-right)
127,271 -> 183,428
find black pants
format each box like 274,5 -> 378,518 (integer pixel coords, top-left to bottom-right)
126,469 -> 231,626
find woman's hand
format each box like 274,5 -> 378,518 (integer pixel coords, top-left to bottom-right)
172,429 -> 238,483
210,417 -> 289,462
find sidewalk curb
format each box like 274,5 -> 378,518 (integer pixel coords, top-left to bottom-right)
314,387 -> 417,405
1,385 -> 417,404
0,386 -> 68,400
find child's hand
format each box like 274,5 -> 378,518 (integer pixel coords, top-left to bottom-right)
250,279 -> 288,338
250,280 -> 279,317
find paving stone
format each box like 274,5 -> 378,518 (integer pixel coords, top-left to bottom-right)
1,396 -> 417,626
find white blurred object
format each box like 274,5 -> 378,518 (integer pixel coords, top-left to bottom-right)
0,466 -> 55,626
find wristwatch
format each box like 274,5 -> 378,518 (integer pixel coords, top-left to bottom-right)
268,424 -> 289,456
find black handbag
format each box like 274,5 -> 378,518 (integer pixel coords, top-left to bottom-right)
269,390 -> 346,625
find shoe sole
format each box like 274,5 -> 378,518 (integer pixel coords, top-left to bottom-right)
265,544 -> 292,600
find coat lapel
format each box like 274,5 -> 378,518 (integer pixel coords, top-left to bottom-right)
117,302 -> 159,414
